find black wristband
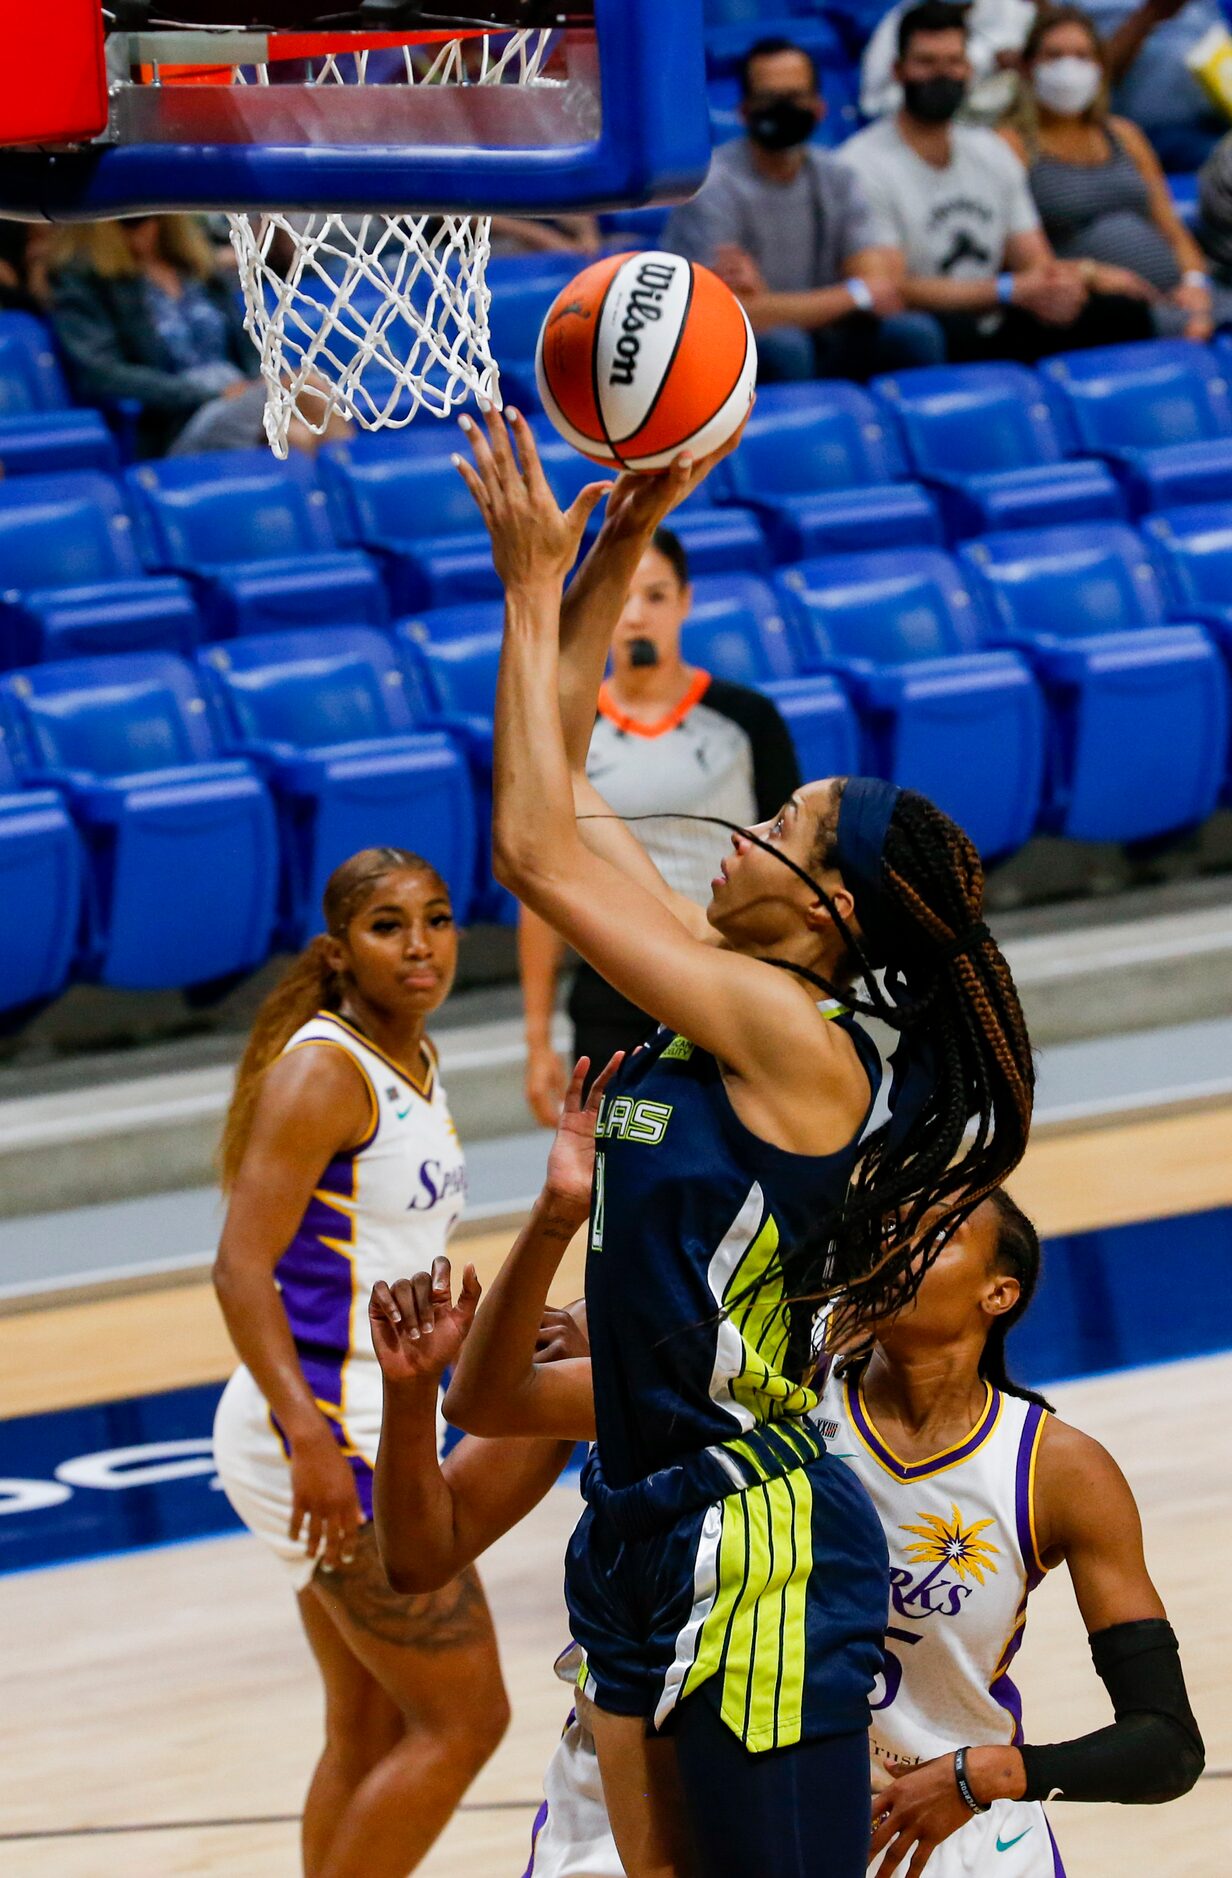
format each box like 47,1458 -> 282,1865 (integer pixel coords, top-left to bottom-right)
954,1746 -> 990,1814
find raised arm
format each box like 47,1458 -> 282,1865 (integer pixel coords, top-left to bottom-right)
454,407 -> 831,1083
443,1056 -> 613,1441
371,1258 -> 575,1593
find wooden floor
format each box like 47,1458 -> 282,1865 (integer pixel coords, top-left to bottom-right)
2,1103 -> 1231,1876
1,1354 -> 1228,1877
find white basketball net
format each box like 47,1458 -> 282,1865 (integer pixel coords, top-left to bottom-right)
225,32 -> 555,457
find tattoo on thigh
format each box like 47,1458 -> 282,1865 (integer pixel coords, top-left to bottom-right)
315,1523 -> 493,1650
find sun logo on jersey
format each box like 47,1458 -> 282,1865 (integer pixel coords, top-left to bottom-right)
901,1504 -> 1001,1584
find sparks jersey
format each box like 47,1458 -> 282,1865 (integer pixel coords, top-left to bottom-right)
815,1370 -> 1050,1766
267,1010 -> 466,1462
585,1011 -> 879,1488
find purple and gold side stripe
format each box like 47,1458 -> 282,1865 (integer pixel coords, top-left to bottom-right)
274,1153 -> 360,1458
1014,1401 -> 1050,1591
846,1376 -> 1003,1482
988,1588 -> 1030,1744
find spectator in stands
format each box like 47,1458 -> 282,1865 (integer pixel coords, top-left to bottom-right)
863,0 -> 1037,122
838,2 -> 1154,363
665,36 -> 946,381
1196,127 -> 1232,287
489,214 -> 602,256
1084,0 -> 1225,173
862,0 -> 1224,166
519,526 -> 800,1127
50,216 -> 267,458
1004,6 -> 1228,336
0,222 -> 53,314
51,216 -> 347,458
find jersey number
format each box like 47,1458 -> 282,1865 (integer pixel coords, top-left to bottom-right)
870,1625 -> 922,1712
591,1150 -> 606,1253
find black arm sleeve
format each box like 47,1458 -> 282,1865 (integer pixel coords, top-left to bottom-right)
1019,1619 -> 1204,1805
702,679 -> 802,820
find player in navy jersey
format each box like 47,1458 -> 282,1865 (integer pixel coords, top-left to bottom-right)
452,407 -> 1035,1877
372,1113 -> 1202,1878
212,848 -> 507,1878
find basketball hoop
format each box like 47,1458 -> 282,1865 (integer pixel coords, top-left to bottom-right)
215,30 -> 556,455
0,2 -> 711,457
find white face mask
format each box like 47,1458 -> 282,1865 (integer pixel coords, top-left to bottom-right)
1032,54 -> 1103,116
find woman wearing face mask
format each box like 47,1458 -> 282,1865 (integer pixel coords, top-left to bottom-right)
1001,6 -> 1230,337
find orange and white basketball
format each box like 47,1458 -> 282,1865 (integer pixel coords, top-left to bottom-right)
534,250 -> 757,472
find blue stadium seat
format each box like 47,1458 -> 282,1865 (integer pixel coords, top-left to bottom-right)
776,548 -> 1045,856
703,2 -> 847,81
200,627 -> 476,942
319,436 -> 498,612
484,254 -> 579,400
959,523 -> 1228,840
1040,340 -> 1232,513
393,608 -> 508,918
125,450 -> 386,638
0,311 -> 117,475
0,471 -> 198,668
0,734 -> 82,1013
760,676 -> 861,784
0,654 -> 277,988
532,432 -> 772,576
1142,502 -> 1232,671
872,362 -> 1123,538
710,382 -> 941,560
680,574 -> 799,685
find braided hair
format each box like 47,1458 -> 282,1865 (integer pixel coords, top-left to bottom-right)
803,784 -> 1036,1331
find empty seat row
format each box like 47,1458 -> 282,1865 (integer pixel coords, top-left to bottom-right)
5,502 -> 1230,1016
0,644 -> 475,1012
404,529 -> 1230,858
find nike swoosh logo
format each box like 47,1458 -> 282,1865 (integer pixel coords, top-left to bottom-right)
996,1827 -> 1033,1851
395,1105 -> 412,1120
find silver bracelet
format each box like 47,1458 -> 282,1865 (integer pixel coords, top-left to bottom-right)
954,1746 -> 990,1815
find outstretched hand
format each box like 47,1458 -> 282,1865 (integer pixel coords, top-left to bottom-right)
454,404 -> 612,591
601,407 -> 754,544
544,1052 -> 623,1219
370,1257 -> 482,1389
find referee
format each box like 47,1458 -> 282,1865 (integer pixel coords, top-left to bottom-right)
520,527 -> 800,1125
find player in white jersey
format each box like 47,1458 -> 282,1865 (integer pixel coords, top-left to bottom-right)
211,847 -> 508,1878
369,1132 -> 1204,1878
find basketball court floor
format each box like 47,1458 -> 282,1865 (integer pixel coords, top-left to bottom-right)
3,1106 -> 1230,1878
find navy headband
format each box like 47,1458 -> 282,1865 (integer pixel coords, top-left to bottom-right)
833,777 -> 901,962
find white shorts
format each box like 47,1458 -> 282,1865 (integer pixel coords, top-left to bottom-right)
212,1366 -> 376,1591
877,1799 -> 1063,1876
527,1712 -> 625,1878
525,1705 -> 1064,1878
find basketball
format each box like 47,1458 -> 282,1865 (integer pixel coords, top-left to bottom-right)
534,249 -> 757,472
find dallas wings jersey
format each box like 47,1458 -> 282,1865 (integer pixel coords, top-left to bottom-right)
213,1010 -> 466,1582
815,1370 -> 1067,1877
584,1012 -> 880,1488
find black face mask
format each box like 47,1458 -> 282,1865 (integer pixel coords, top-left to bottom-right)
746,96 -> 817,153
902,75 -> 966,123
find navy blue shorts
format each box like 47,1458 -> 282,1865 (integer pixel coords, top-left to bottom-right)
565,1419 -> 889,1753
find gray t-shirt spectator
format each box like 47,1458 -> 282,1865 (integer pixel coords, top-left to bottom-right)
837,119 -> 1039,280
665,139 -> 881,291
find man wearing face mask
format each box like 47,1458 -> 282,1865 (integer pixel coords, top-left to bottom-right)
665,36 -> 946,381
838,0 -> 1153,362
